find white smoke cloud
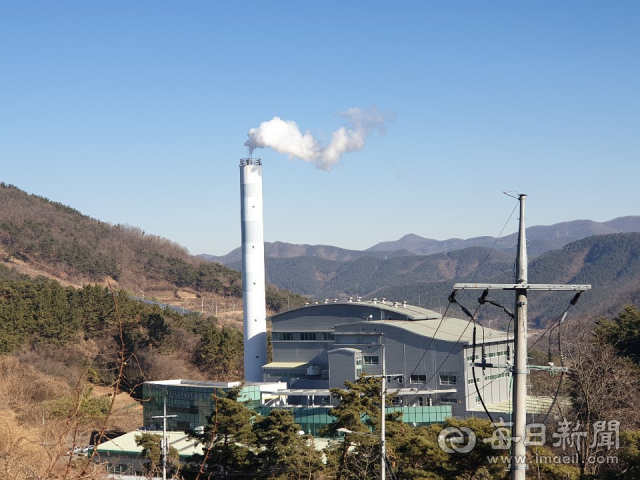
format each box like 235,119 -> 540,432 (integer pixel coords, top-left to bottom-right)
244,105 -> 395,171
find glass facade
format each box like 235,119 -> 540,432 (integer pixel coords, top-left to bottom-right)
254,406 -> 334,437
143,381 -> 263,431
388,406 -> 451,424
143,381 -> 452,437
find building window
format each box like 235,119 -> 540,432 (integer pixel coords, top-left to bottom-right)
326,332 -> 335,341
109,464 -> 129,474
440,397 -> 458,404
410,374 -> 427,384
356,334 -> 379,345
476,396 -> 482,405
391,396 -> 402,406
277,332 -> 293,341
363,355 -> 379,365
335,334 -> 356,344
300,332 -> 317,341
439,375 -> 457,385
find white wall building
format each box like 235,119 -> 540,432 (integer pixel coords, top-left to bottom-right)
265,300 -> 513,417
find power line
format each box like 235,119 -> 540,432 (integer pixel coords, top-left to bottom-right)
453,195 -> 591,480
457,198 -> 519,307
421,313 -> 473,388
527,292 -> 582,352
448,295 -> 500,425
400,199 -> 519,407
397,302 -> 453,392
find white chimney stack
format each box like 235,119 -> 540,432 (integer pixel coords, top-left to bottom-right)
239,158 -> 267,382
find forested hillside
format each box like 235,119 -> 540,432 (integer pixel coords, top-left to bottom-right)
0,183 -> 306,315
0,266 -> 244,384
0,184 -> 308,478
251,246 -> 514,299
0,262 -> 258,478
0,182 -> 309,382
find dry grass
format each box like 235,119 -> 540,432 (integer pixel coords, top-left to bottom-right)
0,416 -> 53,480
0,355 -> 142,479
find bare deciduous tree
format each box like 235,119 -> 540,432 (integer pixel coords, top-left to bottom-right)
549,318 -> 640,478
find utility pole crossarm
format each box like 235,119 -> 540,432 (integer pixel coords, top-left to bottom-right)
454,194 -> 590,480
453,283 -> 591,291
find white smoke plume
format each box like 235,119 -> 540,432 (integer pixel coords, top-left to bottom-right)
244,105 -> 395,171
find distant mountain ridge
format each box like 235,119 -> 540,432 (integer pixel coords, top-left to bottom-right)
202,216 -> 640,324
367,217 -> 640,257
200,241 -> 413,265
372,232 -> 640,326
202,216 -> 640,263
237,233 -> 640,326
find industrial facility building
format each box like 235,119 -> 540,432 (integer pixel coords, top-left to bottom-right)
137,159 -> 513,437
141,300 -> 512,435
142,379 -> 451,437
264,299 -> 512,418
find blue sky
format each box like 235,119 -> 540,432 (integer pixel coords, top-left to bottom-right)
1,1 -> 638,255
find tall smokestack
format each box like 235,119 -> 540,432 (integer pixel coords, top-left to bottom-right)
239,158 -> 268,382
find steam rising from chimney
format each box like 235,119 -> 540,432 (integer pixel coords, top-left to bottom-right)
244,105 -> 394,171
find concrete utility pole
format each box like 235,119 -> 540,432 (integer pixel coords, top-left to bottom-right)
152,398 -> 178,480
381,343 -> 386,480
512,194 -> 529,480
454,194 -> 590,479
343,338 -> 388,478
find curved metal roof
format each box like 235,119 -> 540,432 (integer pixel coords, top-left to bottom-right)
334,318 -> 509,344
271,300 -> 443,321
